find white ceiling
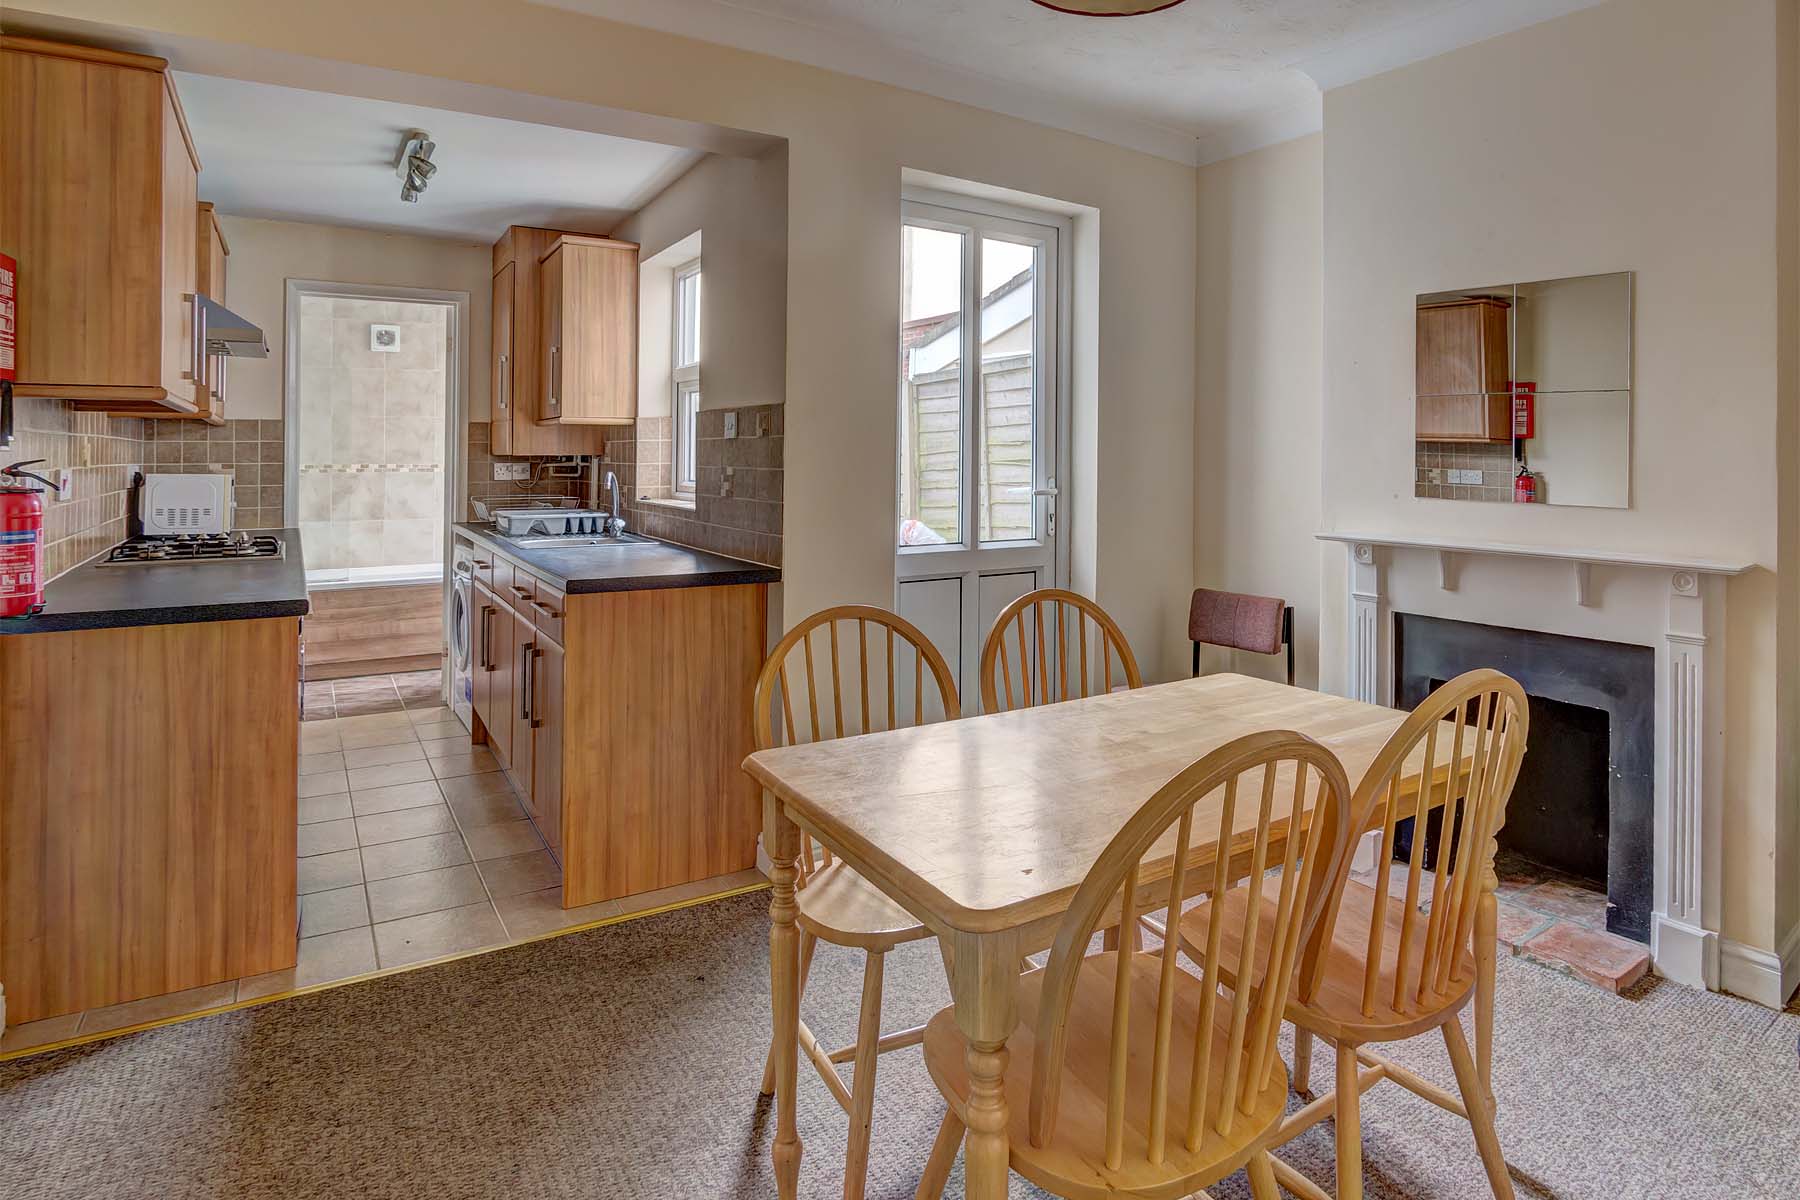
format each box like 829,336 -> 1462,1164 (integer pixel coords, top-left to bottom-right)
177,73 -> 707,241
537,0 -> 1605,162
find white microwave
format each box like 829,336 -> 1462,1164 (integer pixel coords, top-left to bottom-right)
141,473 -> 233,536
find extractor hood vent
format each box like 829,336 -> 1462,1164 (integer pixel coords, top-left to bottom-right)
198,294 -> 269,359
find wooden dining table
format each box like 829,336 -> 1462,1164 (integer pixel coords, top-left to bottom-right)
742,672 -> 1495,1200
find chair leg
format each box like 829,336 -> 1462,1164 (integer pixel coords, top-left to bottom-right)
915,1108 -> 966,1200
1246,1150 -> 1281,1200
842,951 -> 887,1200
1292,1027 -> 1315,1096
1335,1041 -> 1364,1200
1443,1019 -> 1515,1200
761,931 -> 818,1096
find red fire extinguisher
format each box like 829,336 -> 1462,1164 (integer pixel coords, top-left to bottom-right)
1,459 -> 62,618
1514,462 -> 1538,505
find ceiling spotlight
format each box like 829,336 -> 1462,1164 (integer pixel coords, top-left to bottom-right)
395,129 -> 437,204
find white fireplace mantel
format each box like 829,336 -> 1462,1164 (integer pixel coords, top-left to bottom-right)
1317,530 -> 1754,997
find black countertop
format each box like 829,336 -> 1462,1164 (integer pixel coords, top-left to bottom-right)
453,523 -> 779,593
0,529 -> 312,635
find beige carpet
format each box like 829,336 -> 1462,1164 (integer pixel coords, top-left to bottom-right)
2,892 -> 1795,1199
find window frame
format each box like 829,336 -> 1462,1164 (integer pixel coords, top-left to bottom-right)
672,258 -> 701,498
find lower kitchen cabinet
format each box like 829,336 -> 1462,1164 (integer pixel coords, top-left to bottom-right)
465,553 -> 766,907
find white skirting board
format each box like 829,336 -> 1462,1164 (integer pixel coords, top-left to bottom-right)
1719,922 -> 1800,1010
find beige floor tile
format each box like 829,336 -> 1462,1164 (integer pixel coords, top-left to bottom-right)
347,760 -> 435,790
360,831 -> 471,882
79,981 -> 238,1035
365,863 -> 489,924
462,819 -> 544,861
335,711 -> 414,732
438,770 -> 519,805
297,817 -> 358,858
299,726 -> 342,754
420,735 -> 477,759
349,780 -> 445,816
0,1013 -> 83,1055
494,887 -> 620,940
236,928 -> 377,1001
614,869 -> 767,918
299,883 -> 370,936
342,741 -> 427,769
411,720 -> 471,742
355,804 -> 458,846
448,789 -> 530,830
476,849 -> 562,899
373,902 -> 507,969
429,750 -> 499,779
297,770 -> 350,798
298,847 -> 364,894
298,793 -> 354,825
299,751 -> 346,776
338,724 -> 420,751
406,705 -> 454,725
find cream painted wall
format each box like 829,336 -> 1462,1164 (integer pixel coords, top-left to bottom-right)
612,148 -> 788,413
1193,134 -> 1325,687
50,0 -> 1200,676
1318,0 -> 1787,953
214,216 -> 490,422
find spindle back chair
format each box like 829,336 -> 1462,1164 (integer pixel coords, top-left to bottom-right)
979,588 -> 1142,714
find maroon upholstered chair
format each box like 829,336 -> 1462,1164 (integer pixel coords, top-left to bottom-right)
1188,588 -> 1294,686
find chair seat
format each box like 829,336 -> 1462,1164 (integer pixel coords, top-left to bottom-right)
1178,876 -> 1476,1044
797,860 -> 929,950
922,952 -> 1288,1200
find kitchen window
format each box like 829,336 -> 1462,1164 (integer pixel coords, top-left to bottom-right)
673,259 -> 701,497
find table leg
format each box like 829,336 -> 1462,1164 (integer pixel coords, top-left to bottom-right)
766,797 -> 803,1200
950,929 -> 1021,1200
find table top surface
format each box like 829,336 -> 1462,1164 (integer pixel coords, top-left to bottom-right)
744,674 -> 1446,933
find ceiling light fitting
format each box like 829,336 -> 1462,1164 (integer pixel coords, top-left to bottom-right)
395,129 -> 437,204
1029,0 -> 1187,14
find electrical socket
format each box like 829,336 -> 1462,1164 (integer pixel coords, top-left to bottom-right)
492,462 -> 531,481
723,412 -> 738,439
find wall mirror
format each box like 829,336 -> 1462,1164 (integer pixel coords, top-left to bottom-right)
1414,271 -> 1632,508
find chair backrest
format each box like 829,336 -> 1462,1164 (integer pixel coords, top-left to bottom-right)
1310,668 -> 1529,1019
979,588 -> 1143,714
1027,731 -> 1353,1169
753,605 -> 962,878
1188,588 -> 1287,655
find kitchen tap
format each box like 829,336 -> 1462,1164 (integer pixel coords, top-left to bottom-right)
603,470 -> 626,538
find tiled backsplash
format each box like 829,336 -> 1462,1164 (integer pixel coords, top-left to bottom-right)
144,418 -> 288,529
466,421 -> 585,517
7,397 -> 148,581
1415,440 -> 1515,502
611,404 -> 783,565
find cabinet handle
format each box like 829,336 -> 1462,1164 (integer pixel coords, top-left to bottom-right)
479,606 -> 494,671
472,559 -> 491,570
548,345 -> 560,411
529,598 -> 562,619
520,641 -> 535,722
509,584 -> 532,601
497,354 -> 509,412
529,647 -> 545,729
183,294 -> 201,381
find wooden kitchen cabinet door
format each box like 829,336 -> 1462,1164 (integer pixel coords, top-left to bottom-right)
473,582 -> 513,766
491,262 -> 515,435
538,235 -> 638,426
1416,298 -> 1512,442
531,635 -> 565,860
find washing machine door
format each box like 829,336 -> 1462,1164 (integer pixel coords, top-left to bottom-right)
450,576 -> 473,674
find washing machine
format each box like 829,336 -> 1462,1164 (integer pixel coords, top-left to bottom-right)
449,549 -> 475,728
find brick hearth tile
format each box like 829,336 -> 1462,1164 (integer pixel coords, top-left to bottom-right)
1494,900 -> 1553,951
1522,878 -> 1610,928
1520,921 -> 1650,993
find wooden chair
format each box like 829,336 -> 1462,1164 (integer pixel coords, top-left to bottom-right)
752,605 -> 961,1200
916,729 -> 1354,1200
1176,669 -> 1529,1200
979,587 -> 1143,715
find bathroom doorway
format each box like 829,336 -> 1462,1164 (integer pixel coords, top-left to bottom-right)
283,280 -> 467,682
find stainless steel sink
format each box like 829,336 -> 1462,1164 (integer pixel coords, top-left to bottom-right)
507,533 -> 656,548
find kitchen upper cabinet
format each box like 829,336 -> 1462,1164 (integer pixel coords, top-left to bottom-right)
1416,298 -> 1511,443
186,202 -> 231,425
488,227 -> 607,457
538,235 -> 638,426
0,37 -> 201,413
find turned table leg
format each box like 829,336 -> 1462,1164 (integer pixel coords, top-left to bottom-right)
766,797 -> 803,1200
950,929 -> 1021,1200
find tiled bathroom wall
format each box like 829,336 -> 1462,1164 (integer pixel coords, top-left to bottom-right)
610,403 -> 783,565
5,397 -> 148,581
294,295 -> 449,572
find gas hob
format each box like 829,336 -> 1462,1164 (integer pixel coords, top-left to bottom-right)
100,532 -> 285,565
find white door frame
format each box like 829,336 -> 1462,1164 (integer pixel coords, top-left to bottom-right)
282,279 -> 469,701
896,189 -> 1073,699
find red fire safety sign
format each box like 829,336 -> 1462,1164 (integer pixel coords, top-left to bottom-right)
0,252 -> 16,382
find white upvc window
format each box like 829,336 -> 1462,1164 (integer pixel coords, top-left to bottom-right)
673,259 -> 701,497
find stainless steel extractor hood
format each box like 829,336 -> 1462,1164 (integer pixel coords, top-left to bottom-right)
198,294 -> 269,359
